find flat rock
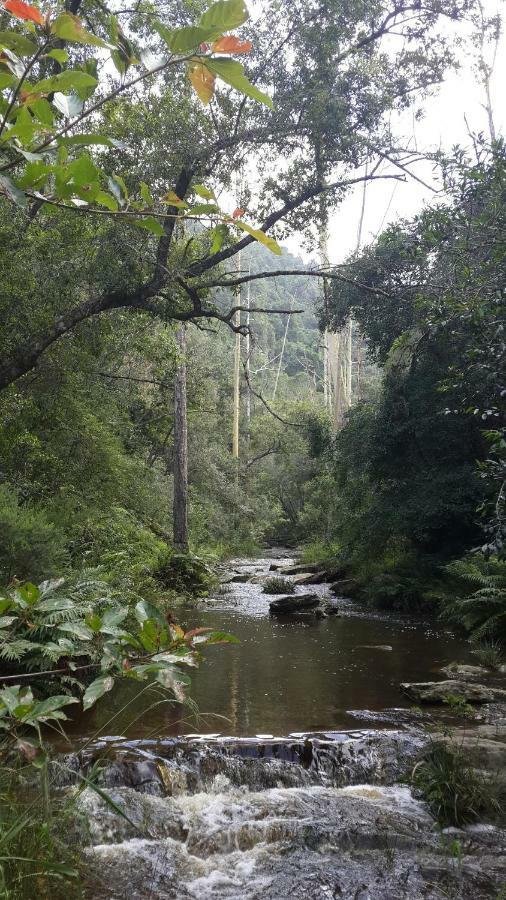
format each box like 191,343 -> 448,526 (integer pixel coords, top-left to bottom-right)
441,663 -> 491,680
400,680 -> 506,704
269,593 -> 319,614
290,572 -> 317,584
277,562 -> 323,575
355,644 -> 393,652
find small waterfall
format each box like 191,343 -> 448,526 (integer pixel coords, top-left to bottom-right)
53,729 -> 504,899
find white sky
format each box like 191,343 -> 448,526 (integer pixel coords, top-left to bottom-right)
283,0 -> 505,263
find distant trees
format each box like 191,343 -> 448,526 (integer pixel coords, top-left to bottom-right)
307,147 -> 505,610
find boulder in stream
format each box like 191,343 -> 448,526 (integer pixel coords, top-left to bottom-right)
441,663 -> 491,680
269,593 -> 319,615
400,679 -> 506,704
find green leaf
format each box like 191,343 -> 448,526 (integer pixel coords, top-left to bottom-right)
192,630 -> 239,644
62,133 -> 113,148
58,621 -> 94,641
36,597 -> 75,613
0,73 -> 15,91
95,191 -> 118,211
205,58 -> 272,107
102,607 -> 129,627
210,222 -> 229,253
83,674 -> 115,711
53,92 -> 83,118
0,31 -> 37,56
17,582 -> 40,606
155,23 -> 210,54
17,160 -> 51,189
138,618 -> 165,652
85,612 -> 102,632
140,181 -> 153,206
2,105 -> 34,145
28,98 -> 53,125
51,13 -> 110,49
0,616 -> 17,628
33,70 -> 98,95
0,175 -> 27,207
134,599 -> 165,627
107,173 -> 128,206
199,0 -> 248,32
193,183 -> 215,200
186,202 -> 220,216
45,48 -> 69,64
32,695 -> 79,720
132,216 -> 165,236
233,219 -> 281,254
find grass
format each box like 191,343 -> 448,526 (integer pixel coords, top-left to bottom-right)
299,541 -> 341,565
0,766 -> 81,899
470,638 -> 504,671
262,577 -> 296,595
411,741 -> 505,828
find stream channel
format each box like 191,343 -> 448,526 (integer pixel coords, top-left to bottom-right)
59,550 -> 506,899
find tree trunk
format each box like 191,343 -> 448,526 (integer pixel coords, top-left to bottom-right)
232,250 -> 241,460
244,263 -> 251,444
173,324 -> 189,552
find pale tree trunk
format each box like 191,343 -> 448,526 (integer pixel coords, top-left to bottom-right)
244,263 -> 251,443
476,0 -> 498,143
319,220 -> 332,414
232,248 -> 241,460
173,323 -> 189,551
321,221 -> 350,431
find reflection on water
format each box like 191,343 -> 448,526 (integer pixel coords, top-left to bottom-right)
68,554 -> 473,743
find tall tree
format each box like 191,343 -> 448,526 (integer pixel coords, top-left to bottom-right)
173,324 -> 189,551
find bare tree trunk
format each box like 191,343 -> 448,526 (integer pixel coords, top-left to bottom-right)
232,310 -> 241,459
244,263 -> 251,443
173,324 -> 189,551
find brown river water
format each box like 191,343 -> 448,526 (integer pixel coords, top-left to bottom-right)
65,550 -> 474,744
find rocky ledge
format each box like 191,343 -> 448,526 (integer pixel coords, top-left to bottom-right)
400,680 -> 506,704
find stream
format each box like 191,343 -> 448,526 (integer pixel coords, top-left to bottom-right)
59,550 -> 506,899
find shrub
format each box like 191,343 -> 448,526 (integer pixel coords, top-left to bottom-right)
300,541 -> 340,565
153,550 -> 215,595
262,577 -> 296,595
470,638 -> 504,670
0,485 -> 67,584
442,555 -> 506,641
411,741 -> 504,827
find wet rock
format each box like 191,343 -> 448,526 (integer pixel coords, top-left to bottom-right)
226,573 -> 251,583
355,645 -> 393,652
277,562 -> 323,575
290,572 -> 319,584
400,680 -> 506,704
330,578 -> 360,597
269,593 -> 319,614
434,724 -> 506,772
321,599 -> 340,615
441,663 -> 491,680
484,702 -> 506,725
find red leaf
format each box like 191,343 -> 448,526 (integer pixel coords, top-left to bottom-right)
3,0 -> 44,25
232,207 -> 245,219
212,35 -> 253,54
184,627 -> 212,641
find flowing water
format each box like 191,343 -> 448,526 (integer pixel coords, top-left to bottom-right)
72,550 -> 473,741
62,551 -> 505,899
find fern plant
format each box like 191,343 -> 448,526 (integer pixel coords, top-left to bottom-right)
443,555 -> 506,642
0,577 -> 112,673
